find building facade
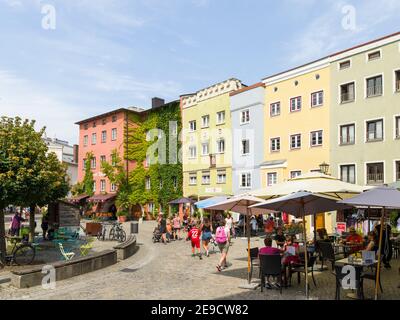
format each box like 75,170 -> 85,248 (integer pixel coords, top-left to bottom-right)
181,79 -> 244,200
329,32 -> 400,187
230,83 -> 266,195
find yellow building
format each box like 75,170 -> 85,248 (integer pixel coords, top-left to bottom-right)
181,79 -> 244,200
262,58 -> 335,233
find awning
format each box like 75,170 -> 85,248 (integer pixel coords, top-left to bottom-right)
67,194 -> 90,203
88,194 -> 117,203
169,197 -> 196,205
195,196 -> 228,209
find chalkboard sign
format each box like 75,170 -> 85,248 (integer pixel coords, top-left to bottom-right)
59,202 -> 80,227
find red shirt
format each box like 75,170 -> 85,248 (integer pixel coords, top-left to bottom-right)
259,246 -> 281,255
346,234 -> 363,243
188,227 -> 201,241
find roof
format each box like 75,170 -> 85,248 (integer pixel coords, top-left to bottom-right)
230,82 -> 265,97
75,108 -> 144,125
88,194 -> 117,203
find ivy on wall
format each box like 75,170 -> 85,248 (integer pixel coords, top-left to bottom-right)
125,101 -> 183,212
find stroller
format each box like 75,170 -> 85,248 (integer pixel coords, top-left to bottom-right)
152,227 -> 162,243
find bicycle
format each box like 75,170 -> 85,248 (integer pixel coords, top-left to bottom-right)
0,236 -> 36,267
109,222 -> 126,243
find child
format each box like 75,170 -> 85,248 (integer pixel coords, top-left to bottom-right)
187,223 -> 202,260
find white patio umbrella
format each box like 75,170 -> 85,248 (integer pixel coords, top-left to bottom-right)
338,186 -> 400,300
251,191 -> 350,298
205,194 -> 270,285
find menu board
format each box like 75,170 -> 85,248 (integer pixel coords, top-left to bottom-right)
58,202 -> 80,227
336,222 -> 346,234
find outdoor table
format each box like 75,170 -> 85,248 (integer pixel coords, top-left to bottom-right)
336,257 -> 378,300
334,243 -> 362,257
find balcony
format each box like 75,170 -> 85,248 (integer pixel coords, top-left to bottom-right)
340,92 -> 355,103
367,173 -> 384,185
367,85 -> 383,97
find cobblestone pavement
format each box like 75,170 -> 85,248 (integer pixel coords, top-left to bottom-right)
0,221 -> 399,300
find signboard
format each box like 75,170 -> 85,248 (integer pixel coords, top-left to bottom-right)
362,250 -> 375,265
336,222 -> 346,235
58,202 -> 80,227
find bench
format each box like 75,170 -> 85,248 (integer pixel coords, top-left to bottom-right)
113,235 -> 137,260
11,249 -> 117,289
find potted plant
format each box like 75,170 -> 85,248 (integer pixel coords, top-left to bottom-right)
117,211 -> 128,223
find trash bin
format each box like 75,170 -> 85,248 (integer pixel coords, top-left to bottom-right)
131,222 -> 139,234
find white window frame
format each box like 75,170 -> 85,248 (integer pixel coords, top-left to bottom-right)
290,170 -> 302,179
338,59 -> 352,70
366,48 -> 382,62
270,102 -> 281,117
83,135 -> 88,147
240,109 -> 250,125
93,181 -> 96,192
217,171 -> 226,184
266,172 -> 278,187
216,111 -> 225,125
189,146 -> 197,159
394,115 -> 400,140
91,157 -> 96,169
100,180 -> 106,192
290,134 -> 301,150
311,90 -> 324,107
338,81 -> 356,104
365,160 -> 385,185
189,120 -> 197,132
100,155 -> 106,163
394,69 -> 400,93
201,172 -> 211,185
270,137 -> 280,153
290,96 -> 302,112
394,159 -> 400,182
91,133 -> 97,145
365,118 -> 384,143
241,139 -> 250,155
201,115 -> 210,128
145,177 -> 151,190
201,142 -> 209,156
111,183 -> 117,192
310,130 -> 323,147
189,173 -> 197,186
365,73 -> 384,98
339,164 -> 357,184
216,139 -> 225,154
339,123 -> 356,146
239,172 -> 252,189
101,130 -> 107,143
111,128 -> 117,141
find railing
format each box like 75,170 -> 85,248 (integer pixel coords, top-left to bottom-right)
341,92 -> 355,103
366,130 -> 383,142
367,85 -> 382,97
367,173 -> 384,184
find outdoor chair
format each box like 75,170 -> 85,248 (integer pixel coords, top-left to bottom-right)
80,238 -> 94,256
259,254 -> 284,294
58,243 -> 75,261
361,265 -> 383,296
289,255 -> 318,288
246,247 -> 259,281
333,265 -> 363,300
317,241 -> 343,271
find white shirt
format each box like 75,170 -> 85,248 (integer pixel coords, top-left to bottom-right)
225,217 -> 233,230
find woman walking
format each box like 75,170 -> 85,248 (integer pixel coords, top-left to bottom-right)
215,220 -> 230,272
172,214 -> 182,240
200,217 -> 213,257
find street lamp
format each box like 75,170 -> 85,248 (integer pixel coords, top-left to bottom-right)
319,162 -> 330,175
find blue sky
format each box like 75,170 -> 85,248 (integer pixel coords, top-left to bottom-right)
0,0 -> 399,144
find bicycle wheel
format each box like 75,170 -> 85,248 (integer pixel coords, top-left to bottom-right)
97,230 -> 103,241
117,229 -> 126,243
109,227 -> 116,241
13,244 -> 36,266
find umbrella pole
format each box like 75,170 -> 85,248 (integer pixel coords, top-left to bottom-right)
301,203 -> 309,299
247,205 -> 251,284
375,207 -> 385,300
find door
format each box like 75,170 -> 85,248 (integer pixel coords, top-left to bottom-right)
316,213 -> 325,230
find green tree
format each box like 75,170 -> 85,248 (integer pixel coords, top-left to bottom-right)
0,117 -> 69,262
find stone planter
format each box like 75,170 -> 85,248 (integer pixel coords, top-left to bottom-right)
118,216 -> 127,223
85,222 -> 102,236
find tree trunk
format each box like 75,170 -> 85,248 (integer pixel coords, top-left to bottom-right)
0,207 -> 6,264
29,204 -> 36,242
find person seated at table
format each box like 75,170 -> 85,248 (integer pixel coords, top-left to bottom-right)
274,228 -> 286,247
365,231 -> 378,252
259,237 -> 283,289
346,226 -> 364,253
282,235 -> 301,265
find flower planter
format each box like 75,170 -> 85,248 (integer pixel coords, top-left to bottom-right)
118,216 -> 127,223
85,222 -> 102,236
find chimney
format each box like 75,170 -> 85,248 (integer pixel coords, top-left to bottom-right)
152,97 -> 165,109
73,144 -> 79,164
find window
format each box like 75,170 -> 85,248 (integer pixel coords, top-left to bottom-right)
189,146 -> 197,158
83,135 -> 88,147
101,130 -> 107,143
290,171 -> 301,179
112,115 -> 117,122
290,97 -> 301,112
171,122 -> 178,135
189,120 -> 197,132
396,161 -> 400,181
270,102 -> 281,117
366,75 -> 383,97
241,139 -> 250,155
270,137 -> 280,152
217,111 -> 225,125
189,173 -> 197,185
267,173 -> 277,186
201,142 -> 209,156
240,173 -> 251,188
145,155 -> 150,168
311,91 -> 324,107
202,172 -> 210,185
340,82 -> 355,103
290,134 -> 301,150
83,159 -> 86,170
93,181 -> 96,192
100,155 -> 106,163
91,133 -> 97,145
111,154 -> 117,167
366,119 -> 383,142
340,124 -> 355,145
84,123 -> 88,130
217,171 -> 226,184
201,115 -> 210,128
368,51 -> 381,61
92,122 -> 96,128
396,70 -> 400,92
339,60 -> 351,70
395,116 -> 400,139
217,139 -> 225,154
172,176 -> 177,189
367,163 -> 384,185
111,128 -> 117,141
100,180 -> 106,192
340,165 -> 356,184
145,177 -> 151,190
91,157 -> 96,169
240,109 -> 250,124
310,130 -> 323,147
102,118 -> 107,125
148,202 -> 154,213
111,183 -> 117,192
